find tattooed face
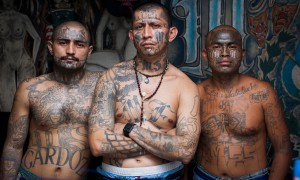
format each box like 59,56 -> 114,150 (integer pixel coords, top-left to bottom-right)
130,6 -> 169,57
49,22 -> 92,70
204,26 -> 244,74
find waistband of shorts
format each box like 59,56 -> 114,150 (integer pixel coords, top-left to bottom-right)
18,165 -> 41,180
100,161 -> 183,176
194,163 -> 269,180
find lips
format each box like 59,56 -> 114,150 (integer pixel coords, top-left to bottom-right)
61,56 -> 79,61
141,42 -> 155,47
218,60 -> 232,66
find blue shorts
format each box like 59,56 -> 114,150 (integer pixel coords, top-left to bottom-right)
17,165 -> 41,180
193,163 -> 269,180
96,161 -> 184,180
17,165 -> 87,180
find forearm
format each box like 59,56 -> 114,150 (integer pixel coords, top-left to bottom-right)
1,147 -> 23,180
268,151 -> 292,180
89,129 -> 146,158
130,126 -> 198,164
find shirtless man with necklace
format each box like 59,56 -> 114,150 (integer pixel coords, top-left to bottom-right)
88,2 -> 201,179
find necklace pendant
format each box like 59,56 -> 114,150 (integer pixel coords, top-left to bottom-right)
144,77 -> 150,84
142,116 -> 147,121
142,92 -> 147,97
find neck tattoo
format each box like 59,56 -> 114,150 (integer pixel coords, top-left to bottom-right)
134,58 -> 168,126
134,58 -> 169,84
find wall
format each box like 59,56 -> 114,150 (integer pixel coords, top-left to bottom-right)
0,0 -> 299,177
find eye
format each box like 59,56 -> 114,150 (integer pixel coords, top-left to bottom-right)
134,24 -> 143,30
57,40 -> 67,45
229,44 -> 238,49
212,44 -> 221,49
152,24 -> 161,29
76,43 -> 86,48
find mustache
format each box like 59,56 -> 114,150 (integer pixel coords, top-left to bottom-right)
60,56 -> 80,61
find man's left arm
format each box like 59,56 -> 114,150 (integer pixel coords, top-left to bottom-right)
264,85 -> 292,179
128,82 -> 201,164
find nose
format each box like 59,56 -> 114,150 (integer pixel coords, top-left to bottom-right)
221,45 -> 229,57
66,43 -> 75,55
143,25 -> 152,38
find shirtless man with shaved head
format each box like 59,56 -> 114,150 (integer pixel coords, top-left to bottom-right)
194,25 -> 291,180
1,21 -> 100,180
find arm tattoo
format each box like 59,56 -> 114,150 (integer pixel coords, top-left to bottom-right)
102,131 -> 145,158
1,115 -> 29,179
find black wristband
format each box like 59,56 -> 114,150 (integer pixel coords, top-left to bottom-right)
123,123 -> 136,137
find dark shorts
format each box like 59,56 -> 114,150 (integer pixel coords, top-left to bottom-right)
193,163 -> 269,180
17,165 -> 87,180
17,165 -> 41,180
96,161 -> 184,180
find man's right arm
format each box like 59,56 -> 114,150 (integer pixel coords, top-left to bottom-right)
88,68 -> 145,159
0,81 -> 30,180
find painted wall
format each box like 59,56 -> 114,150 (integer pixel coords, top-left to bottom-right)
0,0 -> 299,177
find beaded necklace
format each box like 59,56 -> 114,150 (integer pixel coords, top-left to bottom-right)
136,69 -> 166,84
134,58 -> 169,126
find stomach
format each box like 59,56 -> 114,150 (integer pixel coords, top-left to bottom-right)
21,145 -> 91,179
196,141 -> 267,178
103,153 -> 168,168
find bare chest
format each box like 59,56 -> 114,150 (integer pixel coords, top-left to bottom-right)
29,86 -> 93,127
200,95 -> 264,137
114,85 -> 178,130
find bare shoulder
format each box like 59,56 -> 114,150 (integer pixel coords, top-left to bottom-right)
112,59 -> 134,74
196,78 -> 212,95
170,65 -> 197,88
84,71 -> 102,81
241,75 -> 275,91
18,74 -> 50,90
102,59 -> 134,79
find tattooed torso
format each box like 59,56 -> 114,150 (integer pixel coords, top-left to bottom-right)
197,75 -> 276,177
21,71 -> 99,179
102,60 -> 184,167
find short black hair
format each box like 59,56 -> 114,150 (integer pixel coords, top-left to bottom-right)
132,1 -> 172,27
51,20 -> 93,46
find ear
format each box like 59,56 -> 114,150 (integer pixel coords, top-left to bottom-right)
128,30 -> 134,42
201,49 -> 208,61
88,45 -> 93,57
242,49 -> 245,59
47,40 -> 53,55
168,27 -> 178,42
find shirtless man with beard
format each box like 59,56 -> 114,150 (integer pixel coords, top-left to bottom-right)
1,21 -> 100,180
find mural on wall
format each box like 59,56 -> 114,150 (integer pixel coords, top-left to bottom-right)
0,0 -> 299,176
0,0 -> 41,112
244,0 -> 300,165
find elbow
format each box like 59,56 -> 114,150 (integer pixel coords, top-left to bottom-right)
174,148 -> 195,164
88,137 -> 102,157
90,144 -> 100,157
180,153 -> 194,165
177,139 -> 198,164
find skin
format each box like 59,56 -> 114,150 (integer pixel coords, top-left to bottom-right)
88,3 -> 201,170
0,21 -> 100,180
196,25 -> 291,179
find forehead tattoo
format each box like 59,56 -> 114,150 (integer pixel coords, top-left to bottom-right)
55,26 -> 88,42
207,27 -> 242,46
135,6 -> 167,22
